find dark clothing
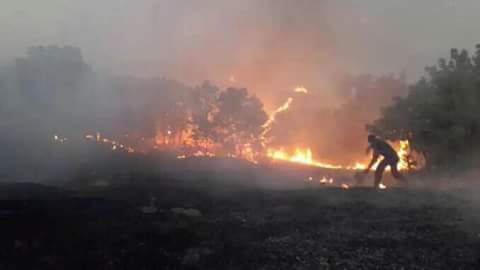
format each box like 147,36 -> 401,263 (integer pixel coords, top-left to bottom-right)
369,139 -> 405,187
369,140 -> 398,161
374,157 -> 404,187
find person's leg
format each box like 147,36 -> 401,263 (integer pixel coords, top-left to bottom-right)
374,159 -> 388,188
390,160 -> 406,183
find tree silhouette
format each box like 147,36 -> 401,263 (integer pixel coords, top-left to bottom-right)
369,45 -> 480,171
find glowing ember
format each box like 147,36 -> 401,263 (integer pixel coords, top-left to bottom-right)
53,134 -> 68,144
341,184 -> 350,189
379,183 -> 387,189
294,86 -> 308,94
84,132 -> 136,154
319,177 -> 334,184
193,151 -> 215,158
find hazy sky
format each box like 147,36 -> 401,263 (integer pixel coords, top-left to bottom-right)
1,0 -> 479,89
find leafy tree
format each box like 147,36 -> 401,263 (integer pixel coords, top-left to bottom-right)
369,45 -> 480,171
214,87 -> 268,155
189,81 -> 220,151
189,87 -> 268,155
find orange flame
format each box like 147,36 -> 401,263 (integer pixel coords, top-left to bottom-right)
294,86 -> 308,94
262,97 -> 293,129
267,140 -> 411,171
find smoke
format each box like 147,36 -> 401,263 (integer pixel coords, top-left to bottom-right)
2,0 -> 340,110
1,0 -> 479,184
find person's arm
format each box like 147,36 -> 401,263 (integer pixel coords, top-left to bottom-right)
364,151 -> 379,173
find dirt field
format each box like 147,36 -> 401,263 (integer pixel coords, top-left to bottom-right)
0,177 -> 479,269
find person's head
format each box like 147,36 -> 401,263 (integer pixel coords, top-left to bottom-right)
367,134 -> 377,144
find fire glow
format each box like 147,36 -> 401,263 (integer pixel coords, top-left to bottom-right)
264,87 -> 412,171
52,86 -> 418,177
266,142 -> 410,172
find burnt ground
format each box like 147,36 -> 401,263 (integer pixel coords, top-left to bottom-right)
0,178 -> 480,270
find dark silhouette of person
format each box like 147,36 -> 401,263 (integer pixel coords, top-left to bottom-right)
364,134 -> 406,188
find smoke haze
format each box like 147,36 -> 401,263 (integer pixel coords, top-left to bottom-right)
1,0 -> 479,180
2,0 -> 480,105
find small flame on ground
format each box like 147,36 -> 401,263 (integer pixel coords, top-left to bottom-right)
294,86 -> 308,94
84,132 -> 135,154
53,134 -> 67,144
193,151 -> 215,158
268,148 -> 354,170
318,177 -> 334,184
341,184 -> 350,189
379,183 -> 387,189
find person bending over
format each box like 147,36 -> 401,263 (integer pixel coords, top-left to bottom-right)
364,134 -> 406,188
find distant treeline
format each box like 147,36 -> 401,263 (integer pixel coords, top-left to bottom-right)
4,44 -> 477,179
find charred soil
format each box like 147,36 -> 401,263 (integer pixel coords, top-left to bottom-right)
0,180 -> 479,269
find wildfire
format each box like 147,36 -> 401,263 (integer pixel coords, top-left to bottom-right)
267,140 -> 411,171
261,87 -> 415,171
50,81 -> 419,179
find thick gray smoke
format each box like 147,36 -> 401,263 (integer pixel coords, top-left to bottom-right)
3,1 -> 480,104
1,0 -> 480,183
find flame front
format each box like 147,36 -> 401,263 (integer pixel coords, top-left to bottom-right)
267,141 -> 411,171
52,84 -> 419,178
267,148 -> 346,170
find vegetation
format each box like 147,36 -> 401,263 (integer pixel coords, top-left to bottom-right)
3,44 -> 480,177
369,45 -> 480,171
